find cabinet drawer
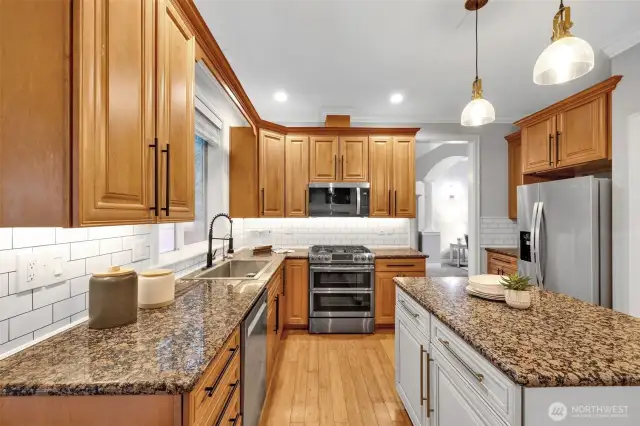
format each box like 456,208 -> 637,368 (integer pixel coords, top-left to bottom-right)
431,317 -> 520,426
211,373 -> 241,426
377,258 -> 425,272
199,353 -> 241,426
487,253 -> 517,268
396,287 -> 430,338
188,328 -> 240,426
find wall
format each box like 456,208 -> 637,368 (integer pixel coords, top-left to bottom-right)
611,43 -> 640,316
241,218 -> 409,247
0,225 -> 153,356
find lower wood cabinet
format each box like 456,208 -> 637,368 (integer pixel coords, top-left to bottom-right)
266,267 -> 284,389
375,258 -> 426,326
284,259 -> 309,328
486,251 -> 517,276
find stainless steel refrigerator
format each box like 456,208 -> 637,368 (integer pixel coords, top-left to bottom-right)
517,176 -> 611,307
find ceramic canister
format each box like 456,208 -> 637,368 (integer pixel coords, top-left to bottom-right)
88,266 -> 138,329
138,269 -> 175,309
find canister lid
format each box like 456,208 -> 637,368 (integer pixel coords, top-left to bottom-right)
139,269 -> 174,278
92,265 -> 136,278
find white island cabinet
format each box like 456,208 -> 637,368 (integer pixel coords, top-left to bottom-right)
395,286 -> 640,426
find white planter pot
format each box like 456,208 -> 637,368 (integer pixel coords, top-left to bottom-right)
505,289 -> 531,309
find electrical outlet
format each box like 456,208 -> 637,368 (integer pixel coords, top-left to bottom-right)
27,259 -> 36,282
17,254 -> 40,293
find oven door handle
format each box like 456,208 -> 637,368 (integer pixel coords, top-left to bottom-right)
311,289 -> 374,294
309,266 -> 374,272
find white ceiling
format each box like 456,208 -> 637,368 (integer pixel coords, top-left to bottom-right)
195,0 -> 640,125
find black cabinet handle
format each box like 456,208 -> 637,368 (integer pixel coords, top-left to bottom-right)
394,190 -> 397,215
229,413 -> 242,426
149,138 -> 159,216
556,131 -> 561,164
548,134 -> 553,166
261,188 -> 265,216
161,143 -> 170,216
334,155 -> 337,178
304,189 -> 308,216
214,380 -> 240,426
342,155 -> 345,179
204,345 -> 239,397
274,295 -> 279,334
388,190 -> 391,215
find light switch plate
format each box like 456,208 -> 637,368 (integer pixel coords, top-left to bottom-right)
17,251 -> 67,293
132,239 -> 148,262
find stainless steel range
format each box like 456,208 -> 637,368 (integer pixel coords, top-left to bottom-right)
308,245 -> 375,334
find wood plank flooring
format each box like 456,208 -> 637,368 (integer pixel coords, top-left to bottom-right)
260,331 -> 412,426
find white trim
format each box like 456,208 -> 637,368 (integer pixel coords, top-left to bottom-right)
0,317 -> 88,361
602,29 -> 640,58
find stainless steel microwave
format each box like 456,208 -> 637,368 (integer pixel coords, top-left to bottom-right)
308,183 -> 370,217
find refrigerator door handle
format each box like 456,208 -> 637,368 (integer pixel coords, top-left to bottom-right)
530,202 -> 539,285
535,202 -> 544,287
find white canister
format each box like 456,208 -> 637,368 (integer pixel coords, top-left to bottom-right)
138,269 -> 175,309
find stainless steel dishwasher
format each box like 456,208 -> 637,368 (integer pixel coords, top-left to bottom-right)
241,288 -> 268,426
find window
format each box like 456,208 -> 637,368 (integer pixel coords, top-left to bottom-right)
184,136 -> 208,245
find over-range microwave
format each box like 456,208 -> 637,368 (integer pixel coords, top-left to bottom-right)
308,182 -> 370,217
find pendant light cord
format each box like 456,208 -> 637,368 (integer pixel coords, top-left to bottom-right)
475,0 -> 479,80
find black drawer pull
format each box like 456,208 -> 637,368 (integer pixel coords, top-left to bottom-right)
214,380 -> 240,426
229,413 -> 242,426
204,345 -> 239,397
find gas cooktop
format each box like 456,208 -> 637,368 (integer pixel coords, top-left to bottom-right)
309,245 -> 374,264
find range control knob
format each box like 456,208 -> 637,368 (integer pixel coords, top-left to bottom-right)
323,254 -> 331,262
354,255 -> 363,262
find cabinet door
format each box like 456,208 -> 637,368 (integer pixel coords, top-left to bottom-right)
375,272 -> 398,325
266,301 -> 276,386
396,313 -> 429,426
556,96 -> 607,168
259,130 -> 285,217
369,136 -> 394,217
507,136 -> 522,221
521,118 -> 555,173
339,136 -> 369,182
157,0 -> 195,222
284,259 -> 309,327
285,135 -> 309,217
77,0 -> 156,226
393,136 -> 416,218
309,136 -> 338,182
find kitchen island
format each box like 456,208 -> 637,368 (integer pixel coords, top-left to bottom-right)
394,276 -> 640,426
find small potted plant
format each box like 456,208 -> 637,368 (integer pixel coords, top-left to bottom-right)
500,273 -> 533,309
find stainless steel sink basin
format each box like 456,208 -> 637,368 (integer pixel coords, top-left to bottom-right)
184,259 -> 273,281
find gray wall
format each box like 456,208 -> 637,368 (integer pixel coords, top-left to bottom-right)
611,44 -> 640,316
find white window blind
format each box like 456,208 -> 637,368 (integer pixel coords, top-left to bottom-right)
195,95 -> 222,146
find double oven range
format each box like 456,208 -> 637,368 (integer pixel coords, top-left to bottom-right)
308,245 -> 375,334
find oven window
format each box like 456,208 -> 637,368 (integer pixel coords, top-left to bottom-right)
312,292 -> 372,313
311,271 -> 372,290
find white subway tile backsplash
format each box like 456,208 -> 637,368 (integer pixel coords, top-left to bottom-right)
71,310 -> 88,322
134,224 -> 152,235
112,250 -> 132,266
0,292 -> 32,322
33,281 -> 70,309
70,240 -> 100,260
55,228 -> 88,244
480,217 -> 518,247
9,305 -> 52,339
0,248 -> 32,274
12,228 -> 56,249
0,320 -> 7,344
7,272 -> 17,295
70,275 -> 90,297
0,273 -> 7,297
53,294 -> 85,322
65,259 -> 86,280
0,333 -> 33,355
33,243 -> 71,261
99,237 -> 123,255
87,226 -> 133,240
34,317 -> 71,339
0,229 -> 12,250
85,254 -> 112,274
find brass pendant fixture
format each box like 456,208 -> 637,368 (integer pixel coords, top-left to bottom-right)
461,0 -> 495,127
533,0 -> 595,85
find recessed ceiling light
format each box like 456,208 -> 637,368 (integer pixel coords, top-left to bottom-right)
273,91 -> 288,102
390,93 -> 404,104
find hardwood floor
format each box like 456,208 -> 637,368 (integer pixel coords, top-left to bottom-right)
260,331 -> 412,426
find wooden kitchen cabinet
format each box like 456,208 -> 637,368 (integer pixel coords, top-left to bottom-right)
392,136 -> 416,217
376,258 -> 426,326
284,259 -> 309,328
310,136 -> 339,182
267,267 -> 284,389
505,131 -> 522,221
521,118 -> 555,174
0,0 -> 196,227
556,96 -> 607,168
230,127 -> 259,218
339,136 -> 369,182
369,136 -> 394,217
285,135 -> 309,217
259,130 -> 286,217
486,250 -> 517,276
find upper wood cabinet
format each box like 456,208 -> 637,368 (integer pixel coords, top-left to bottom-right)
230,127 -> 259,218
392,136 -> 416,218
259,130 -> 285,217
0,0 -> 196,227
369,136 -> 394,217
506,131 -> 522,221
309,136 -> 339,182
516,76 -> 621,176
339,136 -> 369,182
157,0 -> 195,222
285,135 -> 309,217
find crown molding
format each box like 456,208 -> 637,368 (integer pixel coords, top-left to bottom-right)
602,29 -> 640,58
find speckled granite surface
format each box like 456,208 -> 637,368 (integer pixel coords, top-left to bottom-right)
0,251 -> 287,396
395,276 -> 640,387
485,247 -> 518,258
371,247 -> 427,259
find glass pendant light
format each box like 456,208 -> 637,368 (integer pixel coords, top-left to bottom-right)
461,0 -> 495,127
533,0 -> 594,85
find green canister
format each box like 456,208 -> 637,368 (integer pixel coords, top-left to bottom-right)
88,266 -> 138,329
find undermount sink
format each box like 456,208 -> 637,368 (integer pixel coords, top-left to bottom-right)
185,259 -> 273,281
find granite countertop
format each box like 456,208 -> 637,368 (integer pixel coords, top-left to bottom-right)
0,250 -> 289,396
485,247 -> 518,258
394,276 -> 640,387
